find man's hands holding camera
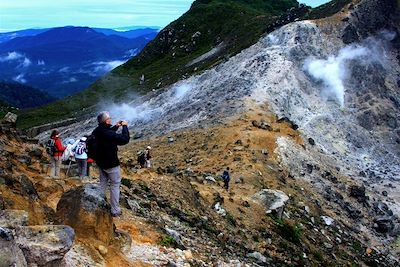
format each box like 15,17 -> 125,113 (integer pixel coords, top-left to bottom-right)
117,120 -> 128,127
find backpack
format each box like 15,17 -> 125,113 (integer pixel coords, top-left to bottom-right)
45,139 -> 57,155
61,144 -> 74,162
75,141 -> 86,156
137,151 -> 146,165
86,134 -> 98,161
222,170 -> 230,181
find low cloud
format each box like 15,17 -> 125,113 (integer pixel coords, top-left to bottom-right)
0,51 -> 32,69
92,60 -> 127,74
62,77 -> 78,83
0,51 -> 24,62
19,57 -> 32,68
126,49 -> 138,57
13,74 -> 26,83
59,67 -> 70,73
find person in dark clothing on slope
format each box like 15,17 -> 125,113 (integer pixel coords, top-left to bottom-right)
92,111 -> 130,217
222,167 -> 230,190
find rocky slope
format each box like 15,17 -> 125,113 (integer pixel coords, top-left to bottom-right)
2,108 -> 399,266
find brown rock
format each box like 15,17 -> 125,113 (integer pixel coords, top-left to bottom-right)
56,184 -> 114,245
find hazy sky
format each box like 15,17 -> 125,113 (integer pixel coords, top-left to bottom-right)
0,0 -> 330,32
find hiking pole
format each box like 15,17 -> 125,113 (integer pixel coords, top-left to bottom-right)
66,159 -> 72,177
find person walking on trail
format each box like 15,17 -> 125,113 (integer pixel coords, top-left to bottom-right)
50,130 -> 65,177
222,167 -> 230,190
144,146 -> 152,168
72,136 -> 88,178
92,111 -> 130,217
137,150 -> 146,168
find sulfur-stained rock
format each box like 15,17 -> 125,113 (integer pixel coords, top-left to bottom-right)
15,225 -> 74,266
3,174 -> 39,199
56,184 -> 114,244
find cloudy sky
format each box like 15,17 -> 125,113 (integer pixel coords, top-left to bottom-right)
0,0 -> 330,32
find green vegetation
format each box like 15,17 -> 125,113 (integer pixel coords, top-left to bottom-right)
351,241 -> 363,253
17,0 -> 353,129
313,251 -> 324,262
159,234 -> 178,247
305,0 -> 352,20
225,211 -> 237,226
274,217 -> 303,244
138,180 -> 151,192
121,178 -> 134,189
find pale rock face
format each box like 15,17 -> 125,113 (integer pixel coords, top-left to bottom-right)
252,189 -> 289,219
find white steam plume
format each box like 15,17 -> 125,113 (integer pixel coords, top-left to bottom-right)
305,46 -> 368,106
106,83 -> 193,124
304,30 -> 396,107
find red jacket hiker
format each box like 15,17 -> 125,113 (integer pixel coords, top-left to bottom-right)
51,136 -> 65,157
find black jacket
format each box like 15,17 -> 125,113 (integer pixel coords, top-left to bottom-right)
92,123 -> 130,169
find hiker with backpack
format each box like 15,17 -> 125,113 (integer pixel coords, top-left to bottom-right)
222,167 -> 230,190
72,136 -> 88,178
137,150 -> 146,168
48,130 -> 66,178
91,111 -> 130,217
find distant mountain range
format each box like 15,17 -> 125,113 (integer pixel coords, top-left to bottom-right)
0,26 -> 160,44
0,26 -> 159,98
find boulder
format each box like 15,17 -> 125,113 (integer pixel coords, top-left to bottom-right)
321,216 -> 335,226
56,184 -> 114,244
373,216 -> 396,234
252,189 -> 289,219
349,185 -> 369,204
0,210 -> 29,228
15,225 -> 74,266
204,176 -> 216,184
214,202 -> 226,216
252,120 -> 273,131
0,227 -> 27,267
247,251 -> 268,263
276,117 -> 299,130
2,112 -> 17,125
